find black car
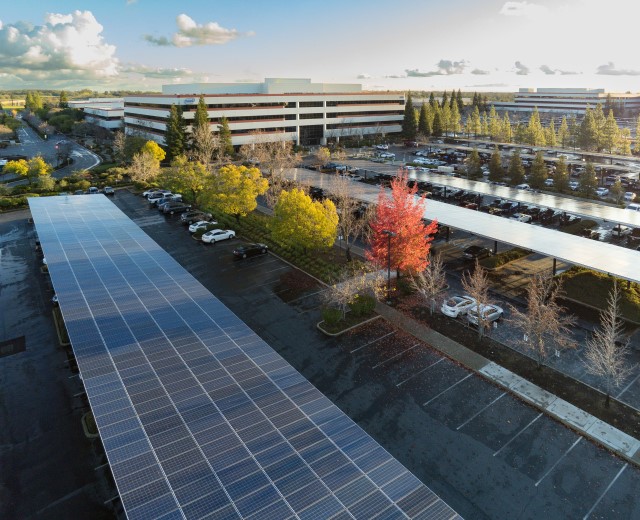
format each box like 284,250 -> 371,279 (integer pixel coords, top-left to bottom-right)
162,202 -> 192,215
233,243 -> 268,259
181,211 -> 212,225
463,245 -> 493,260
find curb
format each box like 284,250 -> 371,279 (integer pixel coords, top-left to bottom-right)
317,314 -> 381,337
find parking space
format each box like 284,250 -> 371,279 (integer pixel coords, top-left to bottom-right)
110,189 -> 640,519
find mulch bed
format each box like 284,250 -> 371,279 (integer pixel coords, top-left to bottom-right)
394,293 -> 640,439
274,269 -> 322,303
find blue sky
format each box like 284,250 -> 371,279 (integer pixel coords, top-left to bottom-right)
1,0 -> 639,93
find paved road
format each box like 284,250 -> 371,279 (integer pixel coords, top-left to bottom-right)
1,122 -> 100,186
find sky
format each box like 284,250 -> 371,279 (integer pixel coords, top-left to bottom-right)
1,0 -> 640,94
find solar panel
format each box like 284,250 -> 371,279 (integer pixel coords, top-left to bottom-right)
29,196 -> 459,520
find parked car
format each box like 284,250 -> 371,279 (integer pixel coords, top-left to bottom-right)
595,187 -> 609,197
202,229 -> 236,243
103,186 -> 115,196
441,295 -> 476,318
463,245 -> 493,260
88,186 -> 99,194
146,190 -> 171,201
375,144 -> 389,150
467,304 -> 504,326
181,211 -> 212,224
379,152 -> 395,159
189,220 -> 219,233
233,243 -> 269,259
511,213 -> 532,223
162,201 -> 192,214
143,188 -> 170,198
152,194 -> 182,207
624,192 -> 636,201
515,183 -> 530,190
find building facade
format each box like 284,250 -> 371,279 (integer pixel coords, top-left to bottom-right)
124,78 -> 404,147
69,98 -> 124,130
491,88 -> 640,116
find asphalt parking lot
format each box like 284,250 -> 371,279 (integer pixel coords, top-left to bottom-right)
109,189 -> 640,519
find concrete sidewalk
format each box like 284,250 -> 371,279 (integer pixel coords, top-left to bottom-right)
375,302 -> 640,467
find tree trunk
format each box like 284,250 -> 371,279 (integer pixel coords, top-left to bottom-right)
345,246 -> 352,262
605,393 -> 610,408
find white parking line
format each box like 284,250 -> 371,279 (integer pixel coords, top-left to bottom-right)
286,288 -> 326,304
350,331 -> 396,354
493,413 -> 543,457
535,437 -> 582,487
372,343 -> 421,369
396,358 -> 445,387
423,373 -> 472,407
582,463 -> 628,519
615,370 -> 640,400
456,392 -> 506,430
262,265 -> 290,274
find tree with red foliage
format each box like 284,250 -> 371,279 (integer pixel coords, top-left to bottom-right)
366,171 -> 438,276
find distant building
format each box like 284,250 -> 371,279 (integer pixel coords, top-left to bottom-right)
490,88 -> 640,116
69,98 -> 124,130
123,78 -> 404,147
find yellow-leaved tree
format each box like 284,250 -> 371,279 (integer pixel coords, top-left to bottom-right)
160,155 -> 211,208
271,188 -> 338,253
4,156 -> 52,185
204,164 -> 268,219
129,140 -> 166,184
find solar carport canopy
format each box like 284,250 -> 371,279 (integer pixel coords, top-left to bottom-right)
290,169 -> 640,284
29,196 -> 459,520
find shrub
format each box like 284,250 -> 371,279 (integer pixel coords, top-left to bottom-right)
321,307 -> 343,326
349,294 -> 376,317
481,248 -> 531,269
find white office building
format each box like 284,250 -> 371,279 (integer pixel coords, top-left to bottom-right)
491,88 -> 640,116
124,78 -> 404,147
69,98 -> 124,130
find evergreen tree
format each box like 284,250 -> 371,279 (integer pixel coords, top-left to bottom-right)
554,156 -> 570,193
501,112 -> 512,143
526,107 -> 546,146
529,151 -> 547,189
579,162 -> 598,197
465,149 -> 483,179
428,92 -> 436,108
488,106 -> 500,141
635,115 -> 640,154
441,90 -> 448,109
449,92 -> 456,110
545,118 -> 557,146
441,104 -> 451,136
456,89 -> 464,112
580,107 -> 598,151
470,106 -> 481,137
604,93 -> 614,114
59,90 -> 69,108
402,92 -> 418,139
558,116 -> 570,148
472,92 -> 479,107
480,111 -> 489,138
601,110 -> 619,154
432,106 -> 443,137
165,104 -> 187,159
610,179 -> 624,203
482,95 -> 489,112
218,116 -> 233,156
508,150 -> 525,185
488,147 -> 504,182
569,114 -> 580,149
193,95 -> 209,131
618,128 -> 632,155
449,102 -> 461,136
418,103 -> 431,137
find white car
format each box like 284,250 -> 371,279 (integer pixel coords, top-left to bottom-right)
595,187 -> 609,197
544,178 -> 554,187
375,144 -> 389,150
511,213 -> 532,223
624,192 -> 636,201
189,220 -> 218,233
379,152 -> 395,159
201,229 -> 236,244
441,296 -> 477,318
467,304 -> 504,326
515,183 -> 530,190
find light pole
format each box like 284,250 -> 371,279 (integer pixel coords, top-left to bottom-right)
382,230 -> 396,304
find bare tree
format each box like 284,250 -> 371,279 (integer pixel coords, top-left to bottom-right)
331,174 -> 373,262
410,253 -> 447,315
128,151 -> 160,184
315,146 -> 331,167
190,123 -> 223,169
509,271 -> 576,368
322,269 -> 384,319
461,261 -> 493,339
583,281 -> 635,406
113,130 -> 126,164
239,132 -> 300,208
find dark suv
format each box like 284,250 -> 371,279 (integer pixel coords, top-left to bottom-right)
463,245 -> 493,261
162,201 -> 192,215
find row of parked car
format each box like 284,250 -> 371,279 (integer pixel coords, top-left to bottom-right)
441,295 -> 504,327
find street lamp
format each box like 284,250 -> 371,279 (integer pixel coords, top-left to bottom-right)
382,230 -> 396,304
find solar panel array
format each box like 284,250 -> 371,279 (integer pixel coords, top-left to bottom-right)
29,196 -> 460,520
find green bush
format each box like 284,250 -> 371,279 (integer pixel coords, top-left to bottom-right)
396,277 -> 415,295
349,294 -> 376,317
481,248 -> 531,269
561,219 -> 597,236
321,307 -> 343,326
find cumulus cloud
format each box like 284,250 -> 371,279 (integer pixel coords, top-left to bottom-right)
540,64 -> 555,75
0,11 -> 119,83
514,61 -> 530,75
357,73 -> 371,79
143,14 -> 254,47
121,64 -> 193,79
471,69 -> 490,75
596,62 -> 640,76
405,59 -> 467,77
499,1 -> 548,17
540,64 -> 581,75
